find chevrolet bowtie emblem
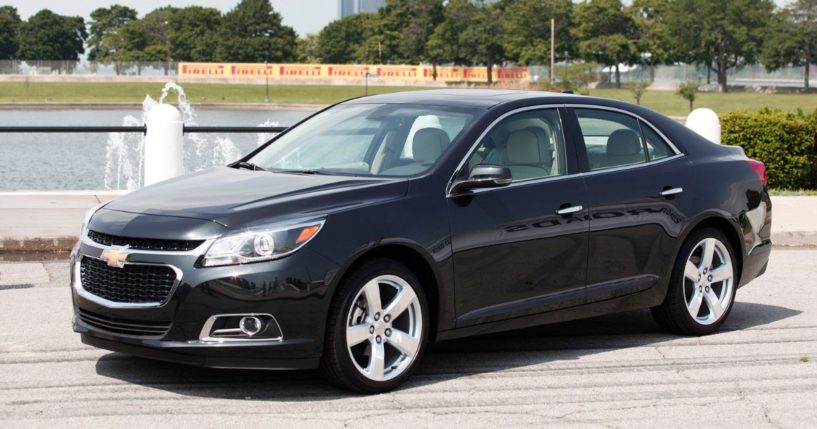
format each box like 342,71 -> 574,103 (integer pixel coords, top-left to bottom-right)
101,246 -> 130,268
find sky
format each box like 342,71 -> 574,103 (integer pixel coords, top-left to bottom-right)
1,0 -> 796,37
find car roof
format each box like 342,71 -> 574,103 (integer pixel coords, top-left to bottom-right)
344,88 -> 583,109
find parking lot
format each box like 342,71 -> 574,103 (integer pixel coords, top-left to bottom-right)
1,249 -> 815,428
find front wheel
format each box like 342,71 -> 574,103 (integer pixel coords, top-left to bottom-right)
321,258 -> 429,393
652,228 -> 738,335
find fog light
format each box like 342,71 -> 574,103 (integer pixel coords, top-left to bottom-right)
239,316 -> 263,336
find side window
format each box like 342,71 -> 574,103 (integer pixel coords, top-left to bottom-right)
465,109 -> 566,182
576,109 -> 646,170
641,121 -> 672,161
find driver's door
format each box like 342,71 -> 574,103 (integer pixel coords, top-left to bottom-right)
447,107 -> 589,327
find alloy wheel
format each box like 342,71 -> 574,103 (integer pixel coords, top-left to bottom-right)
683,237 -> 734,325
345,274 -> 423,382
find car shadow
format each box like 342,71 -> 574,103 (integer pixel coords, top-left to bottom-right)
94,301 -> 801,399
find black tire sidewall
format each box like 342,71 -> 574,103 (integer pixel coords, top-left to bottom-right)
323,258 -> 430,393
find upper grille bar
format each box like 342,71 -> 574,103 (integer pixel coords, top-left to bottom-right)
88,230 -> 205,252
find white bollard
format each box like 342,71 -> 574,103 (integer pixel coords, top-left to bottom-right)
144,104 -> 183,186
686,108 -> 721,144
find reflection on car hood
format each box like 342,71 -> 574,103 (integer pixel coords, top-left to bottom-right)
103,167 -> 408,228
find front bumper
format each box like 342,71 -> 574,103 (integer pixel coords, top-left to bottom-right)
71,237 -> 339,370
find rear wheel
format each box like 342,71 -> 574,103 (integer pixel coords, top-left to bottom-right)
321,258 -> 428,393
652,228 -> 737,335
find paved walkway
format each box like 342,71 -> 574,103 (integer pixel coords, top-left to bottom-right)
0,192 -> 816,253
0,249 -> 815,427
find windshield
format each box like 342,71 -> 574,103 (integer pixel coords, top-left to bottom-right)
248,103 -> 480,177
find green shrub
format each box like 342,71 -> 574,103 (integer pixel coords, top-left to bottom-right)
721,109 -> 817,189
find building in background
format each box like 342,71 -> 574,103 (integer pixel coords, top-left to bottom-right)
338,0 -> 385,18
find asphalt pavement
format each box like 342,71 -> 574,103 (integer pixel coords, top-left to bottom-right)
0,249 -> 815,428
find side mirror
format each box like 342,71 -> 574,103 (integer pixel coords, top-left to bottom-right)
449,165 -> 512,195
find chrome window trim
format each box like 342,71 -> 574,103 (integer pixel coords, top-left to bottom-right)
567,104 -> 683,155
576,152 -> 685,178
82,232 -> 214,255
445,104 -> 565,197
195,313 -> 284,344
446,103 -> 686,198
73,254 -> 183,309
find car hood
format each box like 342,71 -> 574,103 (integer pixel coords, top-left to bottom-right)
101,167 -> 409,231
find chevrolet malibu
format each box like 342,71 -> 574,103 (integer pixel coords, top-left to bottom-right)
72,89 -> 771,393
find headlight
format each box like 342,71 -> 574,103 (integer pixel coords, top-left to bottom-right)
81,203 -> 107,237
201,220 -> 325,267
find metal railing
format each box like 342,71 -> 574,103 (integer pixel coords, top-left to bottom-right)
0,125 -> 288,134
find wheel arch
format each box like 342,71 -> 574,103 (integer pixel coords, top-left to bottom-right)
676,213 -> 745,284
328,240 -> 444,342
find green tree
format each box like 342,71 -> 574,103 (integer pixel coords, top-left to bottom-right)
498,0 -> 574,66
379,0 -> 444,64
630,0 -> 674,82
676,80 -> 700,112
0,6 -> 22,60
460,1 -> 505,83
297,34 -> 321,63
169,6 -> 222,62
666,0 -> 774,92
216,0 -> 297,62
761,1 -> 817,90
87,5 -> 138,61
17,9 -> 87,67
114,7 -> 177,74
427,0 -> 478,67
571,0 -> 637,88
317,13 -> 380,63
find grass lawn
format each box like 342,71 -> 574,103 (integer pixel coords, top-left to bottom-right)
587,88 -> 817,117
1,81 -> 816,117
0,81 -> 439,105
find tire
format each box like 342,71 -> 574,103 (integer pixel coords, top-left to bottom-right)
651,227 -> 738,336
321,258 -> 429,393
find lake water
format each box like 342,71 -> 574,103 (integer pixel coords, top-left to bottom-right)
0,109 -> 312,190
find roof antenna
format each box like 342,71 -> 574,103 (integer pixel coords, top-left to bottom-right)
561,90 -> 574,94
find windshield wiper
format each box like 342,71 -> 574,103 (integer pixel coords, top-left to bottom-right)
232,161 -> 266,171
271,169 -> 324,175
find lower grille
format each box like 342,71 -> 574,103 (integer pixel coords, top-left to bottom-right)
78,308 -> 171,337
80,257 -> 177,305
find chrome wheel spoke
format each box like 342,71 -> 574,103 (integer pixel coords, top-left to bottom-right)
700,238 -> 716,270
361,278 -> 382,315
684,260 -> 699,282
687,289 -> 704,318
387,329 -> 420,358
346,324 -> 370,347
368,340 -> 386,381
704,289 -> 725,320
683,237 -> 734,326
383,287 -> 417,320
709,262 -> 733,284
346,274 -> 423,382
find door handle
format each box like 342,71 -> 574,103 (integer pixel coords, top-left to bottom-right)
659,187 -> 683,197
556,205 -> 583,215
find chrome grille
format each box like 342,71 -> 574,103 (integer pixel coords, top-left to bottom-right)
88,230 -> 204,252
79,257 -> 177,304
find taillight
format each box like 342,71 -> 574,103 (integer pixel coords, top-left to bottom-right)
747,159 -> 766,185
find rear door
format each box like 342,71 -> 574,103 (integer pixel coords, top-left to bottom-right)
567,107 -> 693,301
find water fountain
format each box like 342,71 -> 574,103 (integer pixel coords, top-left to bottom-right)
103,82 -> 279,190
